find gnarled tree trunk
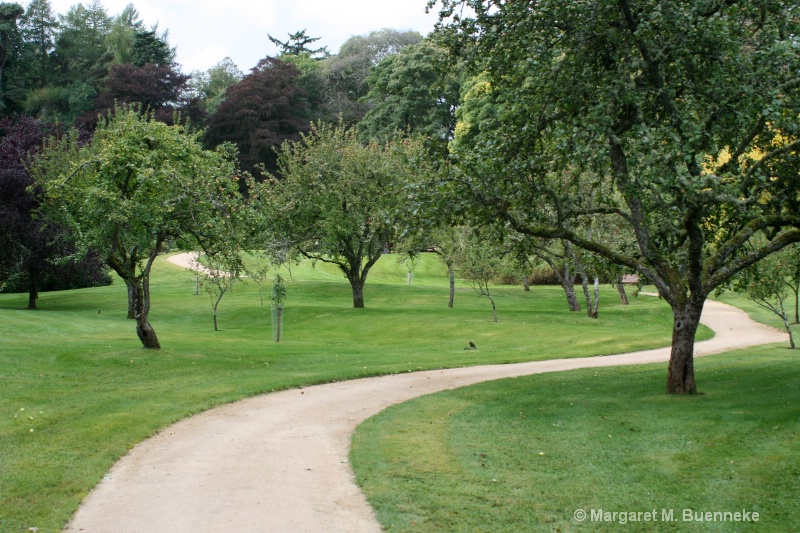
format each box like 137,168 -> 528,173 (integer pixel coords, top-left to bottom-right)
667,299 -> 705,394
125,278 -> 143,319
135,244 -> 162,349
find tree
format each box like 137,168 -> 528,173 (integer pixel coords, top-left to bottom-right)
358,39 -> 460,156
269,274 -> 287,342
0,116 -> 109,307
205,56 -> 309,177
190,56 -> 243,114
734,241 -> 799,349
53,0 -> 111,85
432,0 -> 800,393
131,27 -> 173,67
399,224 -> 469,308
0,115 -> 49,306
316,29 -> 422,124
33,106 -> 241,348
0,2 -> 24,112
256,122 -> 429,308
103,3 -> 142,65
198,254 -> 241,332
21,0 -> 58,88
455,230 -> 503,322
524,238 -> 582,312
268,29 -> 328,59
95,62 -> 197,125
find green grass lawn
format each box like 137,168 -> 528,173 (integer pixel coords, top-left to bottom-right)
351,302 -> 798,532
0,253 -> 689,532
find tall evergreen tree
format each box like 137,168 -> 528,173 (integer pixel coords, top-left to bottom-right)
268,29 -> 328,58
0,2 -> 24,113
54,0 -> 111,85
21,0 -> 57,88
131,27 -> 173,67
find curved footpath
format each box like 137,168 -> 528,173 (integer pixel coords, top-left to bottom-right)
64,253 -> 786,532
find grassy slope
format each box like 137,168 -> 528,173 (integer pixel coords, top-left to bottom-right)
351,296 -> 798,532
0,253 -> 688,532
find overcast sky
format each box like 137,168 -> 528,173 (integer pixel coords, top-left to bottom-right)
48,0 -> 441,73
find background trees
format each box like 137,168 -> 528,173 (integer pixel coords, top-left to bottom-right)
256,122 -> 430,308
0,115 -> 109,307
190,57 -> 243,115
316,28 -> 422,124
358,39 -> 460,156
431,0 -> 800,393
204,56 -> 309,177
0,2 -> 25,112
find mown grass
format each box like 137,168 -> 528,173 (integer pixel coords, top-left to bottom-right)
351,307 -> 798,532
0,253 -> 687,532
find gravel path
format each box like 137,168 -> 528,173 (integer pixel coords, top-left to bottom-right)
63,254 -> 786,532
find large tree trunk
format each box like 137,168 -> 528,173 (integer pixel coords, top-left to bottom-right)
27,264 -> 39,310
523,275 -> 530,292
667,300 -> 705,394
447,260 -> 455,308
349,277 -> 365,308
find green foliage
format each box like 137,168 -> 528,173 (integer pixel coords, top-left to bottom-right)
359,39 -> 461,156
190,56 -> 243,114
315,29 -> 422,124
54,0 -> 111,84
20,0 -> 58,88
733,241 -> 800,347
256,121 -> 433,307
103,3 -> 142,65
269,273 -> 287,309
131,27 -> 173,67
0,2 -> 25,112
454,229 -> 504,321
268,29 -> 328,59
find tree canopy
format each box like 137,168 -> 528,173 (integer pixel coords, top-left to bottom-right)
359,39 -> 460,156
431,0 -> 800,393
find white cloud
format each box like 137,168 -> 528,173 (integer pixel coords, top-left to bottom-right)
45,0 -> 437,73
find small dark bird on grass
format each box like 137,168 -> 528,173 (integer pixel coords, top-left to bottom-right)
464,341 -> 477,350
